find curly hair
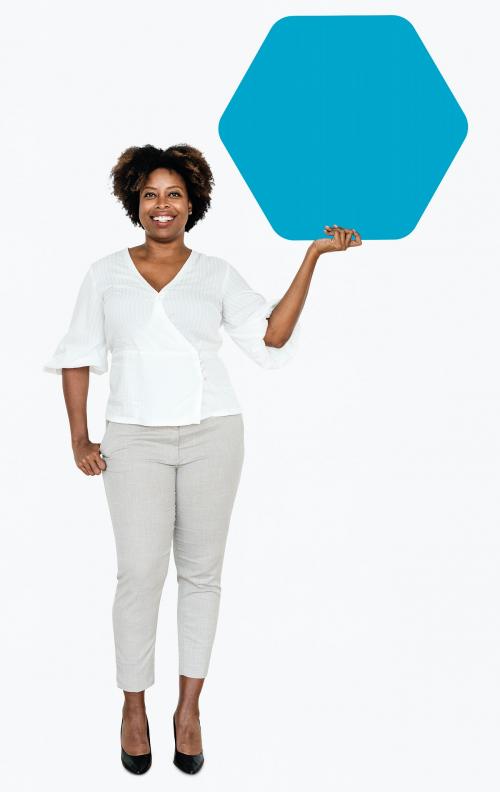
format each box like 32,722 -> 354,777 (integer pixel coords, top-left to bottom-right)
110,143 -> 215,233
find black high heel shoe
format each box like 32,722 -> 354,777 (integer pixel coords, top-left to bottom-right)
173,712 -> 205,774
120,714 -> 152,775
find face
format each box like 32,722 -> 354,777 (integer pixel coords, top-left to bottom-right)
138,168 -> 192,239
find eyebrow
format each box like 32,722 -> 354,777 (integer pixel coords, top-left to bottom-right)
142,184 -> 183,191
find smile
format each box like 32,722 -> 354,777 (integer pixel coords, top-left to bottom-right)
151,215 -> 175,224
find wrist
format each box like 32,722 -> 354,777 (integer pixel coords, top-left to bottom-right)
306,243 -> 321,267
307,241 -> 321,260
71,435 -> 89,446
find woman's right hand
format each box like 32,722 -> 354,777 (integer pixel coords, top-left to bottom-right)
72,438 -> 107,475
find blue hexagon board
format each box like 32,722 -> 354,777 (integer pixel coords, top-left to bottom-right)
218,15 -> 468,240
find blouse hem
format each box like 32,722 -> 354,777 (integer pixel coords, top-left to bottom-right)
104,407 -> 243,427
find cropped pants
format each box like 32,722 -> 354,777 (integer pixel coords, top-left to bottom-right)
100,414 -> 245,692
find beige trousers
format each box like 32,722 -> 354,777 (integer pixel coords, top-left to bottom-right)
100,414 -> 245,691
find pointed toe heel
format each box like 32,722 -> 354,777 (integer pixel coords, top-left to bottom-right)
120,714 -> 152,775
173,713 -> 205,774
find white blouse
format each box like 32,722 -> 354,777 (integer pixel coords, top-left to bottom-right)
43,248 -> 301,426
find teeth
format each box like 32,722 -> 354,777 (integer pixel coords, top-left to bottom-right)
153,216 -> 174,222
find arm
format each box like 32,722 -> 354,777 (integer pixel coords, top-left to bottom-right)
61,367 -> 106,476
264,243 -> 319,348
265,226 -> 362,347
221,258 -> 302,369
44,262 -> 108,475
221,225 -> 360,369
62,367 -> 90,444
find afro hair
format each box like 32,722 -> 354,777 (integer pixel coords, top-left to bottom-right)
110,143 -> 215,232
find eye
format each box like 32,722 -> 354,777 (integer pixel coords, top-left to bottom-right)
144,190 -> 181,198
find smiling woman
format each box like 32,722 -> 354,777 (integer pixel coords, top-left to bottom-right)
44,131 -> 365,774
43,141 -> 308,776
109,144 -> 216,296
110,142 -> 214,233
43,138 -> 361,775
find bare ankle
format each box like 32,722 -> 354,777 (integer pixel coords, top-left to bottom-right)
175,706 -> 200,721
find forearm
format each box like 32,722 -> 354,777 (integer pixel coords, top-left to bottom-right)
264,244 -> 319,347
62,367 -> 91,443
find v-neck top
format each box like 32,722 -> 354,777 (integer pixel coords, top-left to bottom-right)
43,247 -> 301,426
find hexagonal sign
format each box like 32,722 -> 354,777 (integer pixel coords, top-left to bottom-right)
218,15 -> 468,240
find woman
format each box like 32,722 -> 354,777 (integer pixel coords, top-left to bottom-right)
43,143 -> 362,775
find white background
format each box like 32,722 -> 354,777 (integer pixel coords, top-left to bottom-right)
1,0 -> 499,789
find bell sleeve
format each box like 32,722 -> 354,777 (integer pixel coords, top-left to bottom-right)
43,264 -> 108,375
221,261 -> 301,369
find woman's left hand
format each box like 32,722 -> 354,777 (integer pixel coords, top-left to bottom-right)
311,224 -> 362,255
